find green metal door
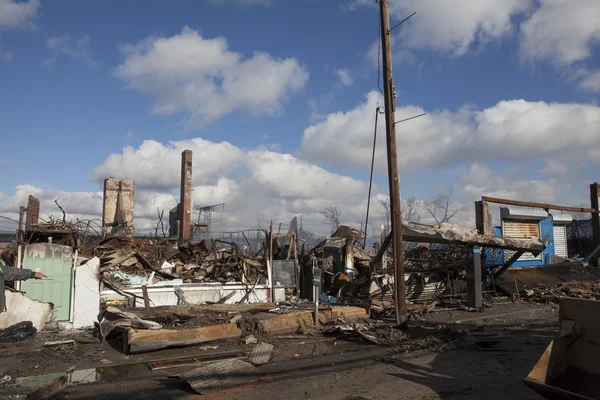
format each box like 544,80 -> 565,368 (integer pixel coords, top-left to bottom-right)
21,243 -> 74,321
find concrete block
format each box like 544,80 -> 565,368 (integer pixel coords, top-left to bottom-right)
0,291 -> 54,331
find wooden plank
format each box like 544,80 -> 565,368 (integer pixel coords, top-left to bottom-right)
127,323 -> 242,354
482,196 -> 596,213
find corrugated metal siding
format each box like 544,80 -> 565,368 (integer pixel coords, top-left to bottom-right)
503,220 -> 542,261
553,225 -> 567,258
503,221 -> 540,238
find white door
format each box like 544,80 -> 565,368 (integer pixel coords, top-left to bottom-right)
553,225 -> 568,258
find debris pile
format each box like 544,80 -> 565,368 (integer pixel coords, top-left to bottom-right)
323,318 -> 469,351
524,281 -> 600,303
92,236 -> 267,289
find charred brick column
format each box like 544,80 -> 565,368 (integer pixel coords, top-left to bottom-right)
25,195 -> 40,230
179,150 -> 193,242
102,178 -> 135,238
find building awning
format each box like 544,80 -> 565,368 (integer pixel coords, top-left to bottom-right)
501,207 -> 548,221
551,213 -> 573,224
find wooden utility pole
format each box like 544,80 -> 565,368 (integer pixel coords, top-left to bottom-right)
379,0 -> 407,326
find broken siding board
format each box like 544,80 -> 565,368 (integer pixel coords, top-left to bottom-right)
249,343 -> 274,365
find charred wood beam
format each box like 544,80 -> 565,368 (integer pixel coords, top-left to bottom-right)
372,225 -> 543,268
482,196 -> 596,213
493,250 -> 525,279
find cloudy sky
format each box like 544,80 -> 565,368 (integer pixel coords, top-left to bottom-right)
0,0 -> 599,235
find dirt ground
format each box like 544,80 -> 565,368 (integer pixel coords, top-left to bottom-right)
0,302 -> 557,399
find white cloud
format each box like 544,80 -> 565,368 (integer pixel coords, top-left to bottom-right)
519,0 -> 600,66
334,68 -> 353,86
301,91 -> 600,172
83,137 -> 371,235
538,160 -> 571,176
92,138 -> 245,190
44,34 -> 97,67
245,149 -> 367,200
353,0 -> 531,57
0,0 -> 39,30
114,27 -> 308,129
451,164 -> 569,228
578,70 -> 600,92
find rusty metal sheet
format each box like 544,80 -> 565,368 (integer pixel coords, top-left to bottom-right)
174,358 -> 258,394
503,221 -> 540,238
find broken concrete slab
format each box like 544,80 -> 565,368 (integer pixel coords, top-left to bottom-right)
126,323 -> 242,354
249,343 -> 274,365
173,358 -> 258,394
0,291 -> 54,332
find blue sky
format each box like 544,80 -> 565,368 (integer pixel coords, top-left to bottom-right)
1,0 -> 599,234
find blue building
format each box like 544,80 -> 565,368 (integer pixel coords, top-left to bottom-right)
496,207 -> 572,266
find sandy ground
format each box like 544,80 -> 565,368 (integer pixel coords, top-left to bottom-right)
0,302 -> 557,399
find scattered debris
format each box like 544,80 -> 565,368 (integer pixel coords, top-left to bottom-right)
249,342 -> 274,365
243,334 -> 258,344
230,313 -> 243,324
0,375 -> 11,385
43,339 -> 75,347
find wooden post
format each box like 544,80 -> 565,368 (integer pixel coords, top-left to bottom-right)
379,0 -> 407,326
179,150 -> 193,243
475,200 -> 492,235
591,183 -> 600,248
17,206 -> 25,242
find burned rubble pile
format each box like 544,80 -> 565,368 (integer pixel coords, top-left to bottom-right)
523,281 -> 600,303
92,236 -> 267,289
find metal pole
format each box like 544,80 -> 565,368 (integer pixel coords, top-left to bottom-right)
364,107 -> 385,249
379,0 -> 407,327
313,286 -> 319,329
268,222 -> 274,302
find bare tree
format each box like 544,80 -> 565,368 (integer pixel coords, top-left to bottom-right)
424,188 -> 459,225
320,201 -> 342,233
379,195 -> 422,231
